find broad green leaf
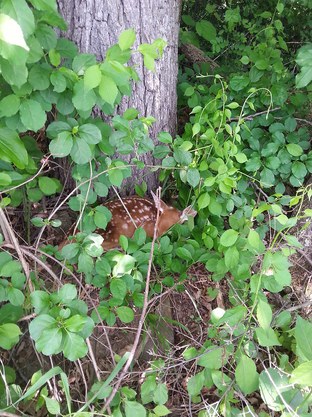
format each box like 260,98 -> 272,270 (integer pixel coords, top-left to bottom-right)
49,131 -> 73,157
0,13 -> 29,50
38,176 -> 58,196
187,168 -> 200,187
235,355 -> 259,394
295,317 -> 312,361
124,400 -> 146,417
255,327 -> 281,347
58,283 -> 77,302
176,247 -> 193,261
64,315 -> 87,332
118,29 -> 136,51
292,161 -> 307,179
153,383 -> 168,405
110,278 -> 127,300
112,254 -> 135,277
116,306 -> 134,324
248,229 -> 265,254
28,65 -> 50,90
78,252 -> 94,273
36,327 -> 63,355
50,71 -> 66,92
197,347 -> 224,369
63,332 -> 88,360
72,80 -> 97,112
108,168 -> 123,186
0,323 -> 21,349
220,229 -> 239,247
256,299 -> 272,329
44,397 -> 60,415
197,192 -> 210,209
187,371 -> 205,396
71,138 -> 92,164
0,128 -> 28,168
153,405 -> 171,416
20,99 -> 47,131
84,64 -> 101,90
99,75 -> 118,106
290,361 -> 312,386
7,287 -> 24,306
287,144 -> 302,157
0,94 -> 20,117
78,124 -> 102,144
259,368 -> 290,411
195,20 -> 216,41
224,246 -> 239,269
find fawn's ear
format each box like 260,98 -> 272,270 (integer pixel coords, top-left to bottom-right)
180,205 -> 197,222
151,190 -> 167,213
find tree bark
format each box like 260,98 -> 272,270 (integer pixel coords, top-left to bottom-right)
57,0 -> 181,195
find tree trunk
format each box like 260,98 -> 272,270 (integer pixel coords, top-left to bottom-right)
57,0 -> 181,195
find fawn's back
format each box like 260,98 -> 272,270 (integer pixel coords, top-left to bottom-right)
101,192 -> 196,250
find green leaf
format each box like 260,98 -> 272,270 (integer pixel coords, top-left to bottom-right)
72,80 -> 97,113
286,143 -> 303,157
44,397 -> 60,415
78,252 -> 94,273
112,254 -> 135,277
28,65 -> 50,90
259,368 -> 289,411
220,229 -> 239,247
124,400 -> 146,417
31,290 -> 50,314
295,316 -> 312,361
49,131 -> 73,157
58,283 -> 77,302
99,75 -> 118,106
197,347 -> 224,369
64,315 -> 87,332
195,20 -> 216,41
255,327 -> 281,347
153,404 -> 171,416
0,128 -> 28,169
50,71 -> 67,92
84,64 -> 102,90
63,332 -> 88,360
116,306 -> 134,323
290,361 -> 312,386
235,355 -> 259,394
20,99 -> 47,131
110,278 -> 127,300
108,168 -> 123,186
187,168 -> 200,187
292,161 -> 307,179
61,243 -> 80,259
248,229 -> 265,254
256,299 -> 272,329
78,124 -> 102,144
176,247 -> 193,261
118,29 -> 136,50
0,94 -> 20,117
197,192 -> 210,209
71,138 -> 92,164
0,13 -> 30,49
36,327 -> 63,355
0,323 -> 21,349
153,383 -> 168,405
224,246 -> 239,269
7,287 -> 24,306
94,205 -> 112,229
38,176 -> 58,196
187,371 -> 205,396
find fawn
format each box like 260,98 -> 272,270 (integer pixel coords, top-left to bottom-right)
98,191 -> 197,250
